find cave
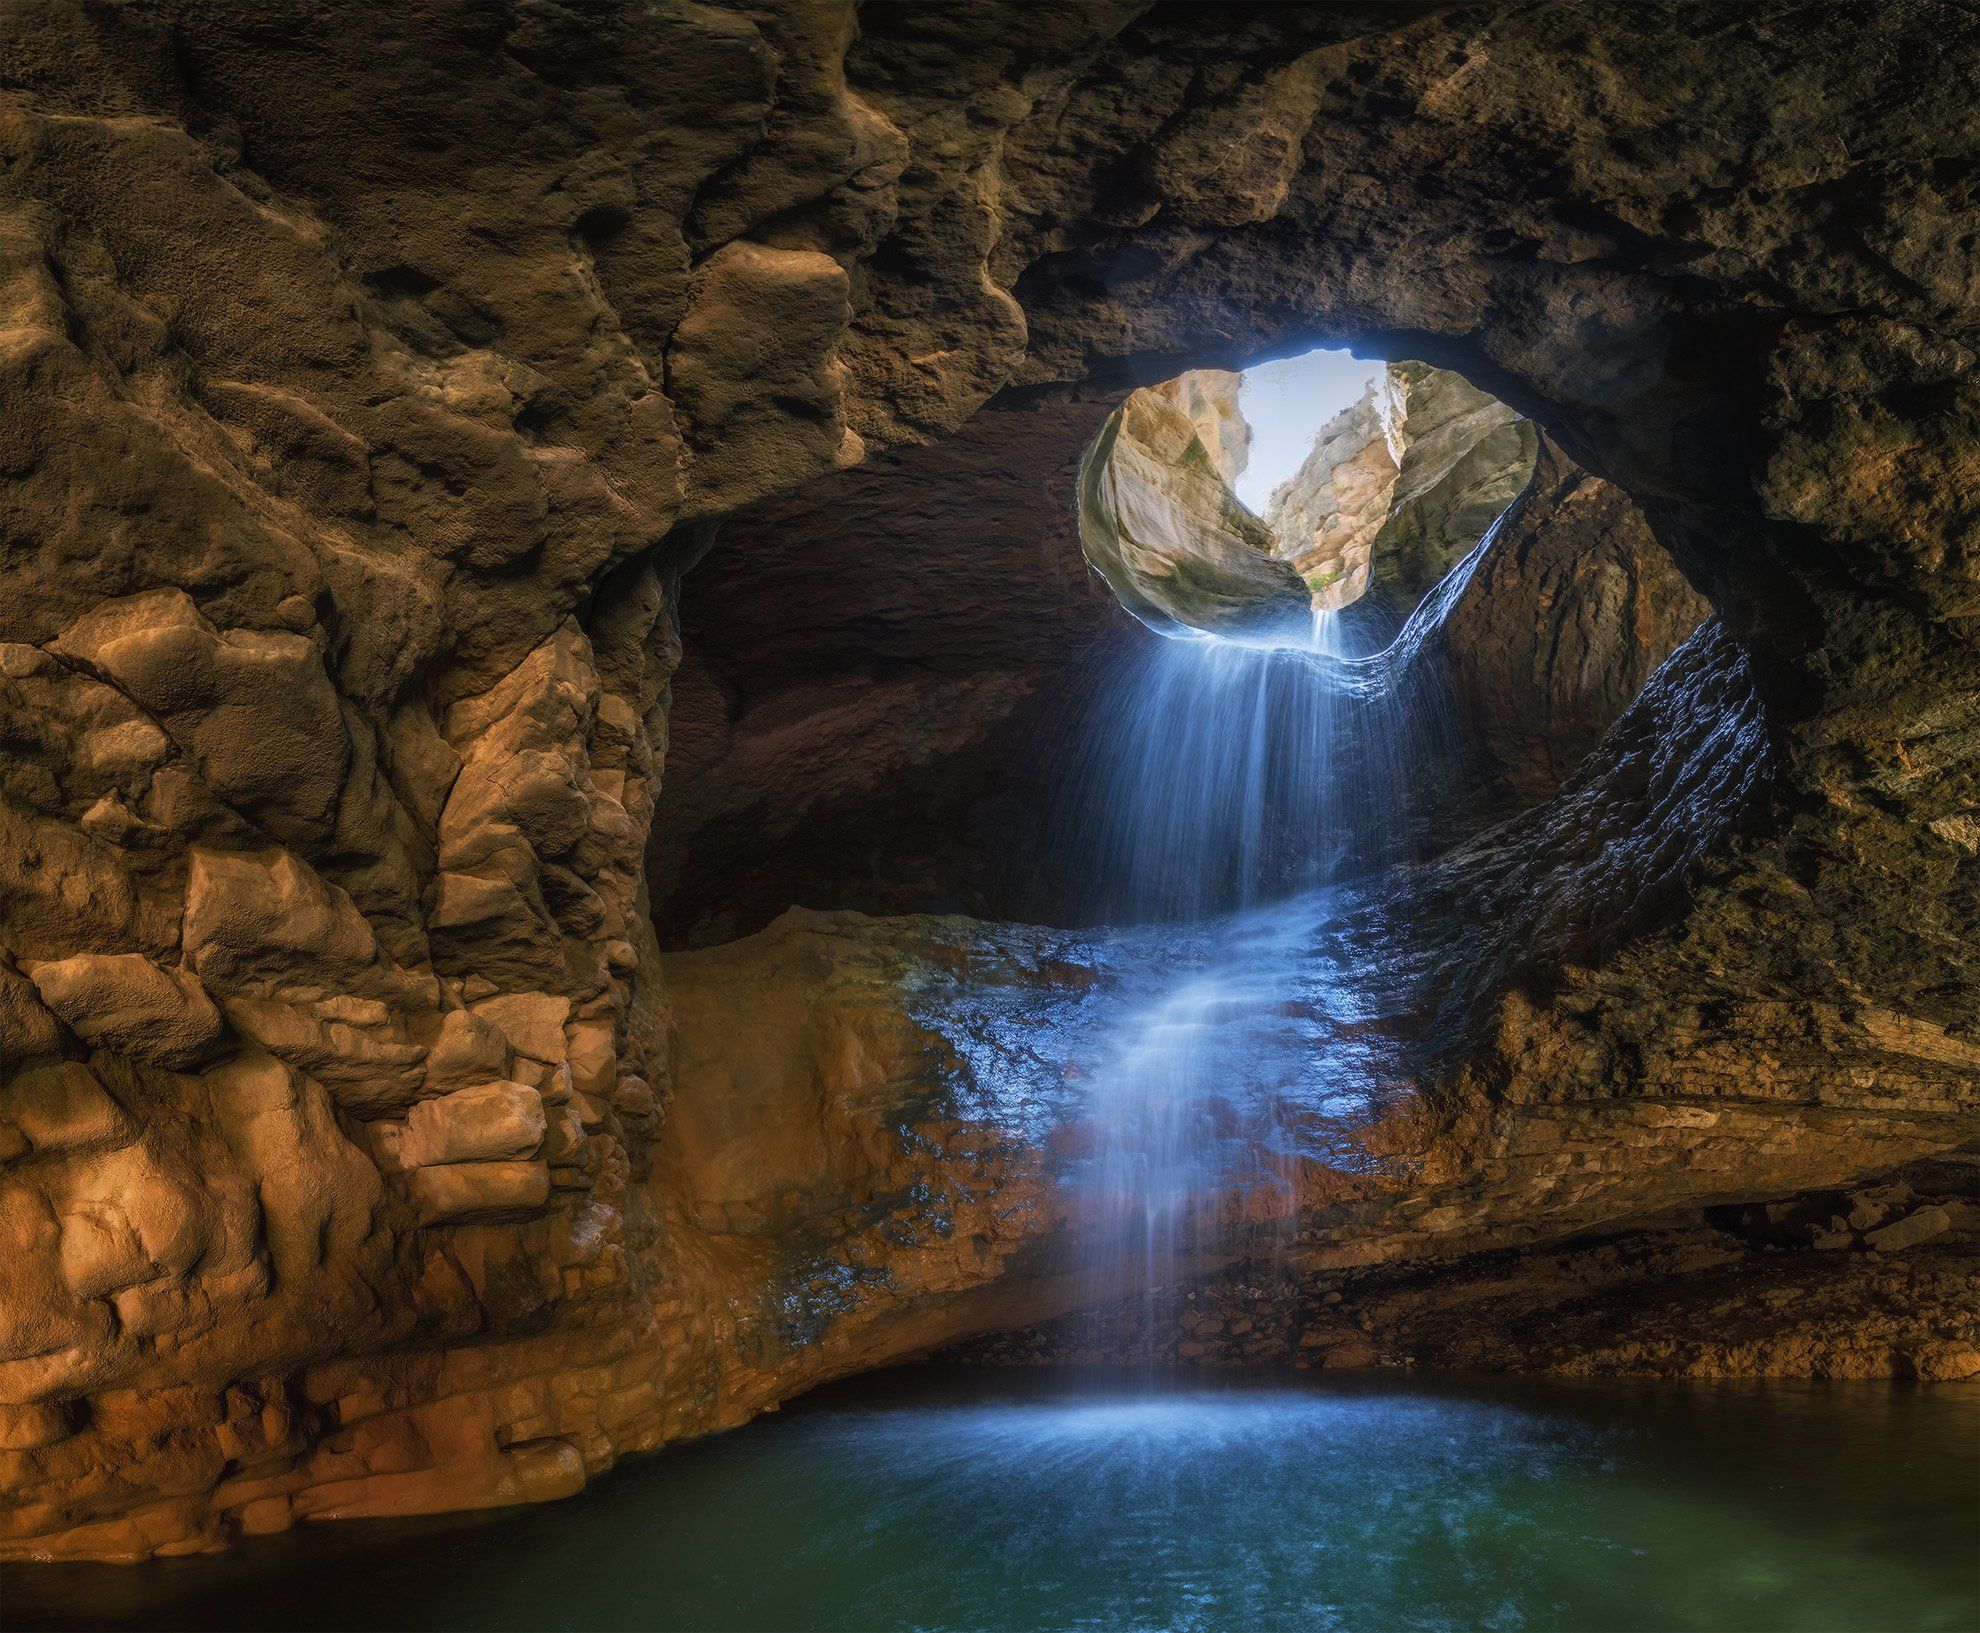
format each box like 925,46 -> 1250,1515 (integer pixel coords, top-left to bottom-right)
3,3 -> 1976,1630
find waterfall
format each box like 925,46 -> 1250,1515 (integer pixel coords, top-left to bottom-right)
1065,537 -> 1493,1361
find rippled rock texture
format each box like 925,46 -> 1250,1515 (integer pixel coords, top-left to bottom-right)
1443,437 -> 1710,800
0,0 -> 1975,1559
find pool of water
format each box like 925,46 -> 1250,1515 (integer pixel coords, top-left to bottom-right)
13,1368 -> 1976,1632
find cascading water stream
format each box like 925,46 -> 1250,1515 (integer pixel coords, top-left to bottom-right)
1065,536 -> 1494,1363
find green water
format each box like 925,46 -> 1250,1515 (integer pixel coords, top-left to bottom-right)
11,1369 -> 1977,1633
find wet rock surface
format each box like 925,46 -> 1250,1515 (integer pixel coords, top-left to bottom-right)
960,1171 -> 1980,1383
0,0 -> 1973,1560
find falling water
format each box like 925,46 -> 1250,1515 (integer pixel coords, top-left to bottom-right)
1065,538 -> 1493,1361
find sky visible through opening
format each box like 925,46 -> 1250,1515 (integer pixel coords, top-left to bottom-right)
1235,348 -> 1385,516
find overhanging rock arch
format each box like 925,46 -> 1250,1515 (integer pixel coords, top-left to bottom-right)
0,0 -> 1972,1559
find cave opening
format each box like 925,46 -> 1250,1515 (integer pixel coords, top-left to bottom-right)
651,337 -> 1705,943
6,3 -> 1975,1625
1076,345 -> 1536,649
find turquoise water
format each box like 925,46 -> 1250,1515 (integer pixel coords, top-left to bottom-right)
13,1368 -> 1976,1632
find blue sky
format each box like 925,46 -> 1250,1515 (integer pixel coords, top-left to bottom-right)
1234,347 -> 1385,515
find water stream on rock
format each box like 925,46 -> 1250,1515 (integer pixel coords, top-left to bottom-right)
1065,544 -> 1486,1357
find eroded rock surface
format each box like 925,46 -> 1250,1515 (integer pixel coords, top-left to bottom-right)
1268,361 -> 1537,618
0,0 -> 1973,1561
1443,437 -> 1710,800
1078,376 -> 1311,638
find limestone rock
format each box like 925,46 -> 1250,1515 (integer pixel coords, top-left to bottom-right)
410,1159 -> 552,1225
0,966 -> 65,1062
220,996 -> 428,1117
420,1007 -> 516,1086
1443,437 -> 1710,801
1265,382 -> 1401,608
0,1401 -> 72,1451
402,1082 -> 545,1167
1865,1205 -> 1952,1253
184,849 -> 382,998
1079,384 -> 1310,639
471,993 -> 571,1065
1264,361 -> 1537,620
52,591 -> 352,846
26,953 -> 222,1069
1365,363 -> 1538,620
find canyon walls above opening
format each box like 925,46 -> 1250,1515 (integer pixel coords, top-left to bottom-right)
0,0 -> 1974,1560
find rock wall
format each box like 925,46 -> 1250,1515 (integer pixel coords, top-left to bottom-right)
649,386 -> 1130,946
0,0 -> 1974,1560
1443,436 -> 1710,800
1077,374 -> 1311,638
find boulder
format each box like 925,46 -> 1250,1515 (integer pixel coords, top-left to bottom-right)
402,1082 -> 545,1167
27,953 -> 222,1069
1865,1206 -> 1953,1253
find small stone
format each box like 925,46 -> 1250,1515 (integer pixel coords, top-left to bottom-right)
1846,1197 -> 1888,1232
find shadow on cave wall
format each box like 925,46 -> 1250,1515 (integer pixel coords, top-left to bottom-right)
649,363 -> 1709,952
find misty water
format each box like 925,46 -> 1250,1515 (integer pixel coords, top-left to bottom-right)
17,1368 -> 1976,1633
1064,553 -> 1475,1346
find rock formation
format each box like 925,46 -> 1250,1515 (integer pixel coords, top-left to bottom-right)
1267,361 -> 1537,619
0,0 -> 1974,1562
1443,437 -> 1711,800
1078,372 -> 1311,638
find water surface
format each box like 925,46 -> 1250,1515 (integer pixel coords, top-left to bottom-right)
14,1368 -> 1975,1633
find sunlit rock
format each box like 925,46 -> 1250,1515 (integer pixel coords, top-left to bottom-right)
1078,375 -> 1311,639
1265,362 -> 1537,619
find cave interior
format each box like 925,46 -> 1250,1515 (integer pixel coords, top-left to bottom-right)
0,1 -> 1975,1627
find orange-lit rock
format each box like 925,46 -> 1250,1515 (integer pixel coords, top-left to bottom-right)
0,0 -> 1972,1564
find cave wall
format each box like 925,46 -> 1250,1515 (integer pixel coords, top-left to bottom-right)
1445,435 -> 1710,800
651,385 -> 1130,945
0,0 -> 1973,1559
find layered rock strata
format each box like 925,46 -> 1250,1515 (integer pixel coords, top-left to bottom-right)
1443,437 -> 1711,800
